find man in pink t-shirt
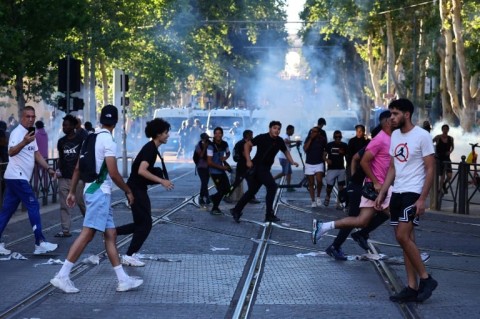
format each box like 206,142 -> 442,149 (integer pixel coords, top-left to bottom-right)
311,111 -> 393,258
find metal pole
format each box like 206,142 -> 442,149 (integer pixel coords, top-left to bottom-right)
458,156 -> 467,214
66,54 -> 71,114
122,72 -> 128,178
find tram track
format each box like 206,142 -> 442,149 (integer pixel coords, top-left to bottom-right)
0,170 -> 195,319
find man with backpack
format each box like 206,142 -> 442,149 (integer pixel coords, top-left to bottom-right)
50,105 -> 143,294
207,127 -> 231,215
194,132 -> 211,206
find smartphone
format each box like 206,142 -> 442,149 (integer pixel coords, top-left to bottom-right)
27,127 -> 35,135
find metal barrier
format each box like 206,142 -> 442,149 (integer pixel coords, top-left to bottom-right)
0,159 -> 59,208
434,156 -> 480,215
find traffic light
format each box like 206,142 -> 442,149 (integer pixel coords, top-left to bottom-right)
120,74 -> 129,92
58,58 -> 81,93
72,97 -> 84,111
57,98 -> 67,112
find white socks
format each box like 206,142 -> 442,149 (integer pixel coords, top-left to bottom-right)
114,265 -> 129,281
57,260 -> 74,278
321,221 -> 335,233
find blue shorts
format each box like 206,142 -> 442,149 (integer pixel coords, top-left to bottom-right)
279,158 -> 292,175
83,190 -> 114,231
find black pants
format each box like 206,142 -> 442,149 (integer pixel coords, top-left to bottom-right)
332,182 -> 388,249
233,165 -> 277,217
197,167 -> 210,199
210,172 -> 230,209
116,186 -> 152,256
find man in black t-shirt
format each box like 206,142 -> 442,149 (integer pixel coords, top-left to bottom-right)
56,115 -> 87,237
230,121 -> 298,223
324,130 -> 348,209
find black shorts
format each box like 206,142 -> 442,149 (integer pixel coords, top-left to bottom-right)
436,158 -> 452,175
389,192 -> 420,226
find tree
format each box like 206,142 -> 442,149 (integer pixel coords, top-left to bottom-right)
0,0 -> 88,114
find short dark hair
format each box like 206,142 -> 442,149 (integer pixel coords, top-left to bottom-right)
214,126 -> 223,135
286,125 -> 294,131
333,130 -> 342,136
388,98 -> 414,115
84,121 -> 93,130
442,124 -> 449,130
355,124 -> 365,131
63,114 -> 78,126
145,118 -> 171,138
269,120 -> 281,128
243,129 -> 253,138
317,118 -> 326,126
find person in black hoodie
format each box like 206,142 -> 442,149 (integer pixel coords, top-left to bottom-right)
195,132 -> 211,206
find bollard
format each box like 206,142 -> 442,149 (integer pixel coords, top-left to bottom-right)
458,156 -> 468,214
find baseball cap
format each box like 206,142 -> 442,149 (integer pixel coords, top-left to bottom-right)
379,110 -> 391,121
100,105 -> 118,126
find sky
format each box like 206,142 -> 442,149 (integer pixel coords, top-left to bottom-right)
285,0 -> 306,34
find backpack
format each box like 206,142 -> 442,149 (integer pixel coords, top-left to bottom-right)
232,140 -> 244,162
193,141 -> 208,165
78,131 -> 107,183
193,147 -> 200,165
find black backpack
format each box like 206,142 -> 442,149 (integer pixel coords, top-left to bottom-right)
78,132 -> 107,183
232,140 -> 244,162
193,141 -> 208,165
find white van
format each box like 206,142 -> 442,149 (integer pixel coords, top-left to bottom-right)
153,107 -> 190,151
206,108 -> 250,145
323,110 -> 360,143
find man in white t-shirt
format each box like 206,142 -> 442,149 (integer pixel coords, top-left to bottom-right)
376,98 -> 437,303
50,105 -> 143,294
0,106 -> 58,256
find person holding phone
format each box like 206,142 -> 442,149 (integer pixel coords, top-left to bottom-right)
0,106 -> 58,256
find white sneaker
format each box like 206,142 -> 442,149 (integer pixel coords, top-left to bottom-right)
117,276 -> 143,292
50,275 -> 80,293
0,243 -> 11,255
34,241 -> 58,255
121,254 -> 145,267
316,198 -> 322,206
311,201 -> 317,208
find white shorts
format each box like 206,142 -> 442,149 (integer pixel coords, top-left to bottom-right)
360,186 -> 392,210
305,163 -> 324,175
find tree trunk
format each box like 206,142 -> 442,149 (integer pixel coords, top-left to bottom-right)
451,0 -> 475,131
99,56 -> 109,106
440,0 -> 461,123
385,13 -> 406,98
366,35 -> 384,106
15,73 -> 26,117
436,39 -> 455,123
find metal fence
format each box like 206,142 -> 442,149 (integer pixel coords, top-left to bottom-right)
432,156 -> 480,215
0,159 -> 59,209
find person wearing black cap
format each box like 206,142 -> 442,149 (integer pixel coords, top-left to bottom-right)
313,110 -> 392,260
51,105 -> 143,294
195,132 -> 211,206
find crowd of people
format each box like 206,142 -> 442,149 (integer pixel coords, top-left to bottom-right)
0,98 -> 447,303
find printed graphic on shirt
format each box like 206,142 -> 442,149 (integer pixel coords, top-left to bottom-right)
393,143 -> 408,162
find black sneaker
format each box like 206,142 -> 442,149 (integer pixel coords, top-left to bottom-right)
205,197 -> 211,205
199,197 -> 206,206
211,208 -> 223,215
325,245 -> 347,261
417,275 -> 438,302
265,215 -> 280,223
230,208 -> 241,223
351,231 -> 370,251
389,287 -> 418,303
